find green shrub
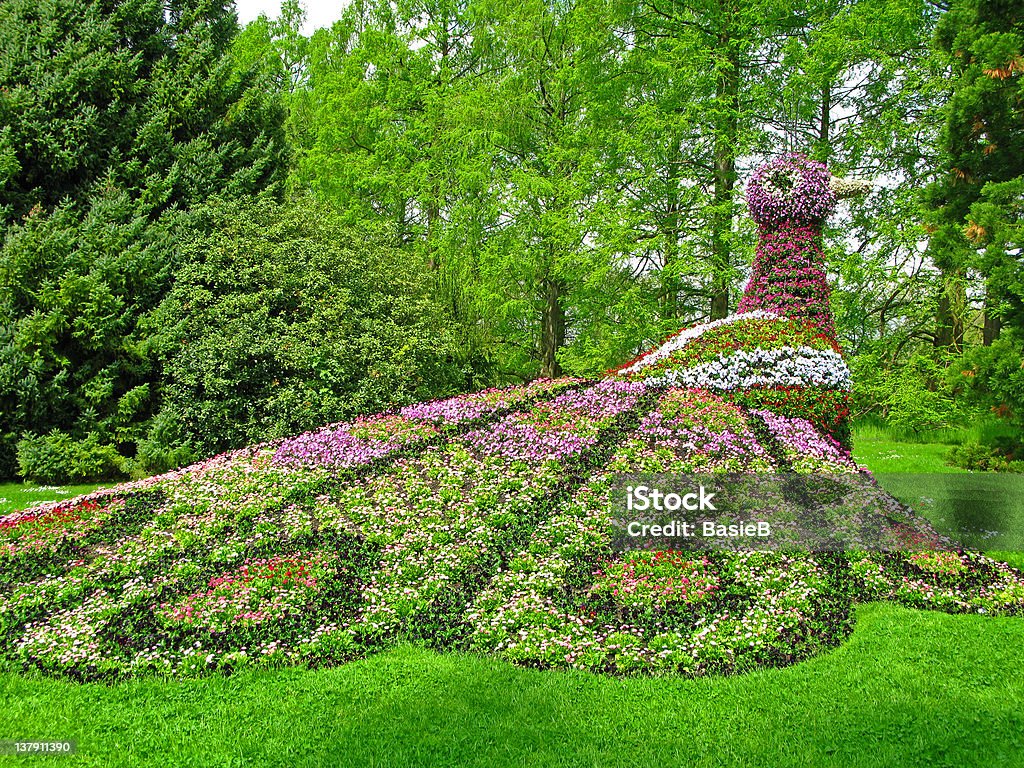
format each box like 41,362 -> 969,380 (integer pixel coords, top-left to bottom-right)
16,430 -> 124,483
131,411 -> 197,477
852,352 -> 968,434
147,198 -> 474,460
946,443 -> 1023,473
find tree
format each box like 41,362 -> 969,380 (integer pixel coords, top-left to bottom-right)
148,197 -> 468,461
0,0 -> 287,479
925,0 -> 1023,350
626,0 -> 791,321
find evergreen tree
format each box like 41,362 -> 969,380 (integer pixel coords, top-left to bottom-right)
0,0 -> 287,479
925,0 -> 1023,350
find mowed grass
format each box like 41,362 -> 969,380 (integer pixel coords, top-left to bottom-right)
1,604 -> 1022,767
1,443 -> 1023,767
0,483 -> 110,516
851,433 -> 963,474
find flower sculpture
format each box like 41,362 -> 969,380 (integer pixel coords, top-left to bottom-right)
2,156 -> 1021,686
737,154 -> 863,339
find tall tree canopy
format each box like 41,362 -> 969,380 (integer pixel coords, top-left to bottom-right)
925,0 -> 1024,349
286,0 -> 944,379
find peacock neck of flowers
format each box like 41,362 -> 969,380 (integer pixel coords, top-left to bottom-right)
737,221 -> 836,340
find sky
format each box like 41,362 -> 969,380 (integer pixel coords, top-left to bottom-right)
234,0 -> 346,35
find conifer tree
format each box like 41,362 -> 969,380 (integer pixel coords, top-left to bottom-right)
0,0 -> 287,479
925,0 -> 1023,349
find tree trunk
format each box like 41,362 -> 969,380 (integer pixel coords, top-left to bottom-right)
663,138 -> 682,320
540,277 -> 565,378
710,19 -> 739,320
983,295 -> 1002,346
934,271 -> 966,352
817,78 -> 831,160
425,188 -> 440,271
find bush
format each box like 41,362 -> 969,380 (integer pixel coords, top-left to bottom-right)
147,197 -> 474,460
947,440 -> 1024,473
16,430 -> 124,483
950,337 -> 1024,425
131,411 -> 197,477
851,352 -> 968,434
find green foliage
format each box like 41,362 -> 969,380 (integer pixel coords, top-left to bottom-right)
947,440 -> 1024,473
950,336 -> 1024,423
0,194 -> 172,480
133,410 -> 197,477
282,0 -> 947,382
148,197 -> 469,459
852,352 -> 969,433
15,430 -> 124,484
925,0 -> 1023,346
969,177 -> 1024,333
0,0 -> 288,481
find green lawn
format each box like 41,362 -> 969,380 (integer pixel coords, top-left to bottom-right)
1,444 -> 1022,767
852,434 -> 963,474
0,604 -> 1022,767
854,434 -> 1024,552
0,483 -> 110,516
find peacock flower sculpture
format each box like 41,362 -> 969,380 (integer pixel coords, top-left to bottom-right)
614,154 -> 870,448
0,157 -> 1020,682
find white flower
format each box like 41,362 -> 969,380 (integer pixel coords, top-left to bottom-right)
829,176 -> 873,200
646,347 -> 851,391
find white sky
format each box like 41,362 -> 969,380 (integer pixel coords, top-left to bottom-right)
234,0 -> 347,34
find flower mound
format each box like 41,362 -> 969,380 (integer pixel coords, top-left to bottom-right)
0,378 -> 1019,682
1,156 -> 1021,682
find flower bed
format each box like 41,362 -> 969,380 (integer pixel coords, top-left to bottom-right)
464,387 -> 851,675
0,376 -> 1022,681
649,346 -> 850,391
609,388 -> 772,473
0,499 -> 114,559
315,380 -> 652,642
611,312 -> 851,449
720,386 -> 851,449
155,552 -> 341,631
851,551 -> 1024,615
273,378 -> 578,471
750,409 -> 857,472
399,377 -> 575,423
611,311 -> 779,376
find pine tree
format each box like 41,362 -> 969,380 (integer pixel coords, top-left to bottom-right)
925,0 -> 1024,349
0,0 -> 287,479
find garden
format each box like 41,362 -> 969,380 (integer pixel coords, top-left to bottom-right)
1,0 -> 1023,765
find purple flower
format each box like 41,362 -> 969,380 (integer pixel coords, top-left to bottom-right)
745,154 -> 837,230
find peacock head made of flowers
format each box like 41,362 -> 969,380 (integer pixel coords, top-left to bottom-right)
614,154 -> 870,449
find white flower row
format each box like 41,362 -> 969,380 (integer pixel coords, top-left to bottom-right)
646,346 -> 851,391
829,177 -> 873,200
618,310 -> 780,375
